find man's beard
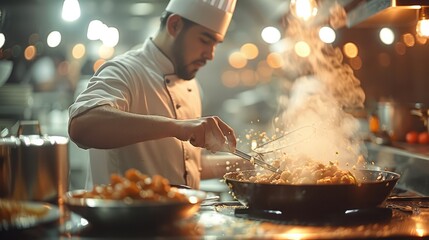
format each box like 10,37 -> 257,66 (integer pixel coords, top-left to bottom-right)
172,31 -> 197,80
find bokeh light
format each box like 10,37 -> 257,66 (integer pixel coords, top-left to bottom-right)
266,52 -> 284,68
343,42 -> 358,58
261,26 -> 281,44
99,45 -> 115,59
240,43 -> 259,60
24,45 -> 36,61
229,51 -> 247,69
379,27 -> 395,45
290,0 -> 318,22
93,59 -> 106,72
294,41 -> 311,57
416,34 -> 428,45
349,56 -> 362,70
319,26 -> 336,43
402,33 -> 415,47
0,33 -> 5,49
100,27 -> 119,47
394,42 -> 406,55
416,19 -> 429,38
72,43 -> 86,59
47,31 -> 62,48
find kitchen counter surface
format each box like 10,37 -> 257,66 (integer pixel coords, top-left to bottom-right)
366,141 -> 429,161
365,141 -> 429,197
3,195 -> 429,239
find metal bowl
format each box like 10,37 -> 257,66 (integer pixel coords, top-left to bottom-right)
64,188 -> 206,226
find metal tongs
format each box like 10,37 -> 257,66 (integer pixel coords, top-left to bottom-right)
218,136 -> 282,174
225,125 -> 315,175
232,149 -> 282,174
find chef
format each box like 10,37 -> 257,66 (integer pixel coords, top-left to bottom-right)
68,0 -> 238,189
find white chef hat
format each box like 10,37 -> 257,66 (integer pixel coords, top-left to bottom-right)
166,0 -> 237,37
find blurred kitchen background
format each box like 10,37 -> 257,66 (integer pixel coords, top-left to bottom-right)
1,0 -> 429,190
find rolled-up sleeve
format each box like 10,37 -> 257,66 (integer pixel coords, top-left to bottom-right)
69,61 -> 133,120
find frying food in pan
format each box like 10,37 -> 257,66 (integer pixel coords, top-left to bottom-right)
238,160 -> 357,185
224,169 -> 400,213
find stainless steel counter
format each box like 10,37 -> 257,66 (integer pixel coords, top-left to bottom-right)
365,141 -> 429,196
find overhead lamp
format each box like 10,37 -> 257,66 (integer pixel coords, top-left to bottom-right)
289,0 -> 318,22
62,0 -> 81,22
416,7 -> 429,38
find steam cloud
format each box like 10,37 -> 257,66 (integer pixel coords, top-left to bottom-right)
268,5 -> 366,169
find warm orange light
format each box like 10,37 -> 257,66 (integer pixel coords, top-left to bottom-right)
343,42 -> 358,58
99,45 -> 115,59
72,43 -> 86,59
349,56 -> 362,70
24,45 -> 36,60
402,33 -> 415,47
416,34 -> 428,44
240,43 -> 259,60
394,42 -> 406,55
93,59 -> 106,72
266,52 -> 284,68
294,41 -> 311,58
290,0 -> 318,22
416,7 -> 429,38
229,51 -> 247,69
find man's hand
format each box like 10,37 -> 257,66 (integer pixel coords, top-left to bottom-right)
175,116 -> 236,153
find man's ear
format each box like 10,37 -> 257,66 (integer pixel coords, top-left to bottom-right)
166,14 -> 183,37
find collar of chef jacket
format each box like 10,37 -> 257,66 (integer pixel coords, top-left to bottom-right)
145,38 -> 176,77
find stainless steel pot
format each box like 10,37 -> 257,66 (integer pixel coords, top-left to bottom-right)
376,102 -> 425,141
0,120 -> 69,202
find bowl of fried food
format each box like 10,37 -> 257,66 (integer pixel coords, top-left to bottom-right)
64,169 -> 206,226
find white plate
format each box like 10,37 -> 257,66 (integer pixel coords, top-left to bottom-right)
0,200 -> 60,231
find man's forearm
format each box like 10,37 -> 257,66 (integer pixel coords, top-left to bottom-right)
68,105 -> 178,149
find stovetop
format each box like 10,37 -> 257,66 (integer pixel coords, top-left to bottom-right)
233,207 -> 393,226
208,187 -> 429,239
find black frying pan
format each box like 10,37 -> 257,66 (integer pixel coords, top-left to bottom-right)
224,169 -> 400,214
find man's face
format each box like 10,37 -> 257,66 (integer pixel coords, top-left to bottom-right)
172,21 -> 223,80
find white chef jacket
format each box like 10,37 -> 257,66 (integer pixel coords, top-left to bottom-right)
68,39 -> 202,189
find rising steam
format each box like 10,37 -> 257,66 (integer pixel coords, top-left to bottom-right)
267,4 -> 366,169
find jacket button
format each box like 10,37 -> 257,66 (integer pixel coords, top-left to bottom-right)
166,79 -> 170,84
176,104 -> 181,109
187,88 -> 192,92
